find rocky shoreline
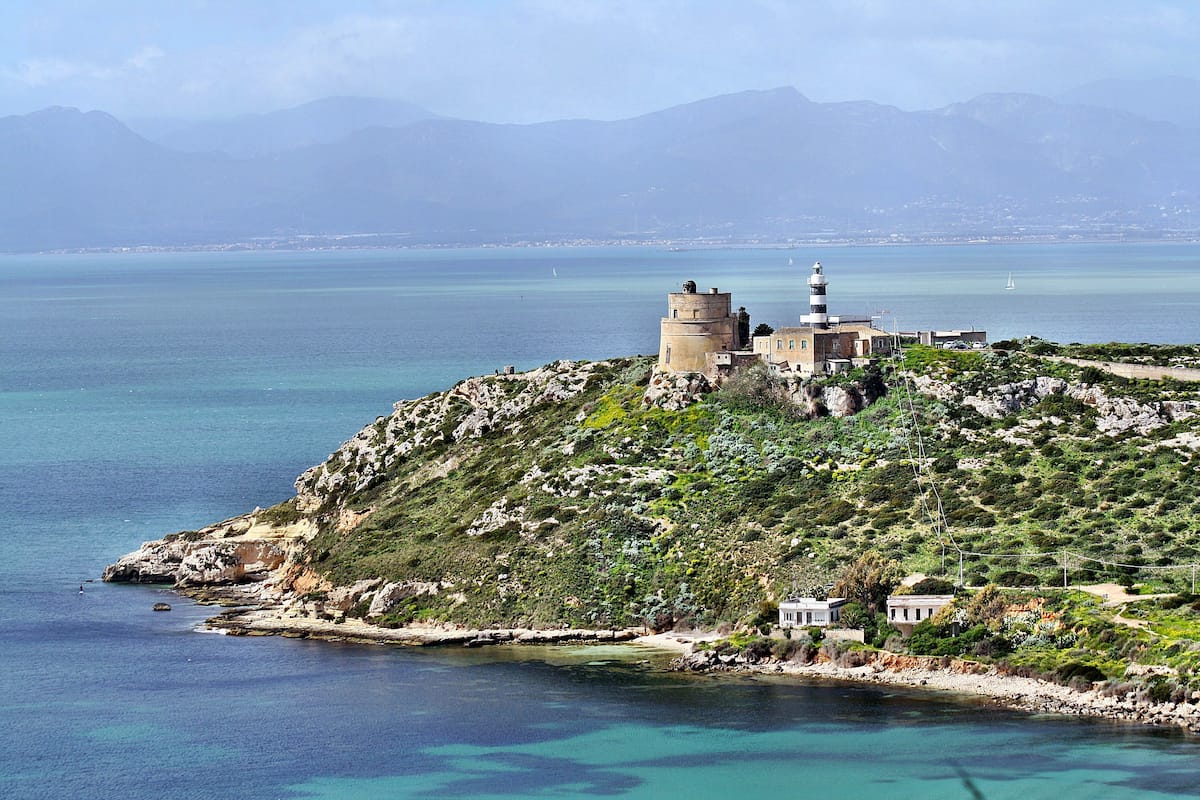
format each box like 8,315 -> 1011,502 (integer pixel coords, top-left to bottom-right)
114,546 -> 1200,737
673,645 -> 1200,735
105,516 -> 1200,736
204,603 -> 642,647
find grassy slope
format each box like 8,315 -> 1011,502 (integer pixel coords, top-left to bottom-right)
280,344 -> 1200,638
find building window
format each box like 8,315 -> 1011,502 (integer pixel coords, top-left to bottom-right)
665,344 -> 671,364
788,339 -> 795,350
776,339 -> 783,349
915,608 -> 921,621
903,608 -> 909,620
672,309 -> 678,319
890,608 -> 896,620
801,341 -> 807,350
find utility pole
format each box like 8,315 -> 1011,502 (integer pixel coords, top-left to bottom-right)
1192,564 -> 1196,595
1062,550 -> 1068,589
958,551 -> 964,587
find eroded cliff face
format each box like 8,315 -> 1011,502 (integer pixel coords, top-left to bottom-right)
102,512 -> 316,600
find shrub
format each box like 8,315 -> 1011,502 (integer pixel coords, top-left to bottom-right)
1056,662 -> 1106,686
994,570 -> 1039,587
906,577 -> 957,595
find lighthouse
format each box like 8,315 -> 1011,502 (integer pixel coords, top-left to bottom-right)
800,261 -> 828,329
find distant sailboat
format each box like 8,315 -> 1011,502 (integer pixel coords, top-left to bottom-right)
788,257 -> 794,266
1005,273 -> 1015,291
552,267 -> 558,278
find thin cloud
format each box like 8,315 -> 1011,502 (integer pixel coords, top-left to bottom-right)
2,45 -> 163,89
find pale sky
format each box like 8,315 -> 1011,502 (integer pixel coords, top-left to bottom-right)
1,0 -> 1197,122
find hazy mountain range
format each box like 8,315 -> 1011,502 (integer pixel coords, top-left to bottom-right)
2,79 -> 1199,252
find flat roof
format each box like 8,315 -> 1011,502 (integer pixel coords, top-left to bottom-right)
780,597 -> 847,608
886,595 -> 955,607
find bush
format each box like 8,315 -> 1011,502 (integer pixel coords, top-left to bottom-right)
994,570 -> 1040,587
906,577 -> 957,595
743,636 -> 775,662
839,601 -> 871,630
1056,662 -> 1106,686
748,600 -> 778,633
1146,676 -> 1174,704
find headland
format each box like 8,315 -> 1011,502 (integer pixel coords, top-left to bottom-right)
105,266 -> 1200,735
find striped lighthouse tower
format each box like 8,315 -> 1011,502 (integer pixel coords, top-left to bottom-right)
801,261 -> 829,329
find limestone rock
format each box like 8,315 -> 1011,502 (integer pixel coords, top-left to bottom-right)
104,529 -> 286,588
366,581 -> 441,617
102,535 -> 192,583
325,579 -> 381,611
642,367 -> 713,410
176,540 -> 285,587
296,359 -> 611,507
917,372 -> 1181,435
824,385 -> 864,418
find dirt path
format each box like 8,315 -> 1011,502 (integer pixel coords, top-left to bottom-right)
1077,582 -> 1172,606
1042,355 -> 1200,382
1112,606 -> 1152,630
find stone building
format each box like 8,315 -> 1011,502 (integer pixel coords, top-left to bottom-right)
657,280 -> 748,375
754,323 -> 893,377
654,263 -> 892,380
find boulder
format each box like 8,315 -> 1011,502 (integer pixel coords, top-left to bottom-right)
824,385 -> 864,418
366,580 -> 440,617
642,367 -> 713,410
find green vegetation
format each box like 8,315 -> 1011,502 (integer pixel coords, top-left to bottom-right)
270,340 -> 1200,677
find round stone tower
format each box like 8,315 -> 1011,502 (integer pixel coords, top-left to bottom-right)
658,280 -> 739,374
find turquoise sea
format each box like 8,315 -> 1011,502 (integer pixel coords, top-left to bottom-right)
2,243 -> 1200,799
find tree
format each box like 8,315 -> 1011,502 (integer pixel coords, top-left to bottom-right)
752,323 -> 775,337
832,551 -> 904,613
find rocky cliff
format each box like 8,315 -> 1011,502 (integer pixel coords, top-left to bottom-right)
105,346 -> 1200,635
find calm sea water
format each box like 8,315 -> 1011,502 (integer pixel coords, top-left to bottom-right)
2,244 -> 1200,799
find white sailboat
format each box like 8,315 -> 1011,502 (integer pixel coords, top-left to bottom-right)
1005,272 -> 1015,291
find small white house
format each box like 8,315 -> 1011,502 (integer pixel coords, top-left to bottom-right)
778,597 -> 848,628
886,594 -> 955,634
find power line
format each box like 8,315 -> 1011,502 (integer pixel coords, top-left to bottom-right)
886,342 -> 1196,589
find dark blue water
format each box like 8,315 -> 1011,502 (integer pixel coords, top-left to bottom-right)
3,245 -> 1200,799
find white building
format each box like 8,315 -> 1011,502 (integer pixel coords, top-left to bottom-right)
778,597 -> 848,628
886,594 -> 955,634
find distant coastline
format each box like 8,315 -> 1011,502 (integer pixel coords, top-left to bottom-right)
19,231 -> 1200,257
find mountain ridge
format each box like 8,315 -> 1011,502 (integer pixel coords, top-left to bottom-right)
3,85 -> 1199,251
